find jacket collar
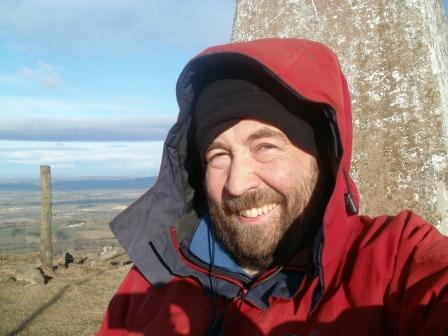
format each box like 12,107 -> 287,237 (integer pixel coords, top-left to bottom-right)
189,213 -> 254,278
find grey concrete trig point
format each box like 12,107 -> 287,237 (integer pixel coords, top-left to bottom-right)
40,165 -> 53,266
232,0 -> 448,233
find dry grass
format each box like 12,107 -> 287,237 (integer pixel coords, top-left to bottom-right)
0,252 -> 131,335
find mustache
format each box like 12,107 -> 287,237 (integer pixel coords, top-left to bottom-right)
222,190 -> 285,213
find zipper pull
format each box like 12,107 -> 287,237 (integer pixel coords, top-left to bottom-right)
343,168 -> 358,215
240,287 -> 248,298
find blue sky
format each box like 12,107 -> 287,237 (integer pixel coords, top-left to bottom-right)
0,0 -> 235,180
0,1 -> 447,181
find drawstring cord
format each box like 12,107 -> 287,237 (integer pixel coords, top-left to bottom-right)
206,221 -> 249,336
221,288 -> 249,336
207,221 -> 219,335
208,287 -> 249,336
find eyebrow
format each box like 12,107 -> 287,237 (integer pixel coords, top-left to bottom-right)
206,141 -> 226,154
245,127 -> 289,144
206,127 -> 289,155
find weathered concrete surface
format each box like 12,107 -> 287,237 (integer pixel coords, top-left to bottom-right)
232,0 -> 448,233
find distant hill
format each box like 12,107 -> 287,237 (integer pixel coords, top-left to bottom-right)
0,177 -> 157,191
0,182 -> 40,191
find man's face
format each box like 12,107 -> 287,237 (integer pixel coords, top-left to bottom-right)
205,119 -> 319,271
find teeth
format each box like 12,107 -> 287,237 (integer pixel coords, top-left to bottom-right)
239,203 -> 277,218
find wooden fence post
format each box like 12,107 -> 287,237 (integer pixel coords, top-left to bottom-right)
40,165 -> 53,266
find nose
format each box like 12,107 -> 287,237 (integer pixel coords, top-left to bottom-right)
225,154 -> 259,197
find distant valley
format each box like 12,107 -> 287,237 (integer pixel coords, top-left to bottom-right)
0,177 -> 157,255
0,176 -> 157,191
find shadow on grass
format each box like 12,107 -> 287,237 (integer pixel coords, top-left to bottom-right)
7,270 -> 106,336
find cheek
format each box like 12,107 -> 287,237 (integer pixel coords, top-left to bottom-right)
205,169 -> 226,203
259,162 -> 295,189
263,148 -> 316,183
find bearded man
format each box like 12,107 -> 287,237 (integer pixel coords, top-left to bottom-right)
99,39 -> 448,335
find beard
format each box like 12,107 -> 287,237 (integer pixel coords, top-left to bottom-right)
208,160 -> 320,272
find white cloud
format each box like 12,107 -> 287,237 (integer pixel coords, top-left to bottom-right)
0,94 -> 176,141
0,140 -> 164,178
20,61 -> 63,89
0,116 -> 175,141
0,0 -> 235,52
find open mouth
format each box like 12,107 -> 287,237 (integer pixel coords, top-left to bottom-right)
238,203 -> 278,218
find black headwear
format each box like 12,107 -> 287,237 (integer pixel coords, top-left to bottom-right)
194,78 -> 319,161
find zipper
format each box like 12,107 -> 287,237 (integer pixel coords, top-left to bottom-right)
251,265 -> 283,288
173,225 -> 314,286
170,227 -> 250,287
183,244 -> 253,284
172,225 -> 314,309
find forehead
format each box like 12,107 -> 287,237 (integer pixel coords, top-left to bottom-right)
209,119 -> 289,147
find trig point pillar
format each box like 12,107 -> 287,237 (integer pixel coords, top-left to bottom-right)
232,0 -> 448,233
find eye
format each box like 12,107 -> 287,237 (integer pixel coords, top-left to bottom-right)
208,152 -> 226,160
257,143 -> 277,151
206,151 -> 230,168
252,142 -> 280,162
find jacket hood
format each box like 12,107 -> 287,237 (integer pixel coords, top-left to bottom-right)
111,38 -> 360,299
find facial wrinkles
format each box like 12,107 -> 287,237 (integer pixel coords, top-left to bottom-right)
208,158 -> 319,271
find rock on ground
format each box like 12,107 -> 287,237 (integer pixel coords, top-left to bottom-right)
0,251 -> 131,335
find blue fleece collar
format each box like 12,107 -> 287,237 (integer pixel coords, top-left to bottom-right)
189,213 -> 253,278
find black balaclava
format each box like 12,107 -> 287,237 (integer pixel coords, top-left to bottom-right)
194,78 -> 320,161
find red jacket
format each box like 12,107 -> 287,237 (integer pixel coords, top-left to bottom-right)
98,39 -> 448,335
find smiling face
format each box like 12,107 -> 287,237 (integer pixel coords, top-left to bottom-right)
205,119 -> 319,271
